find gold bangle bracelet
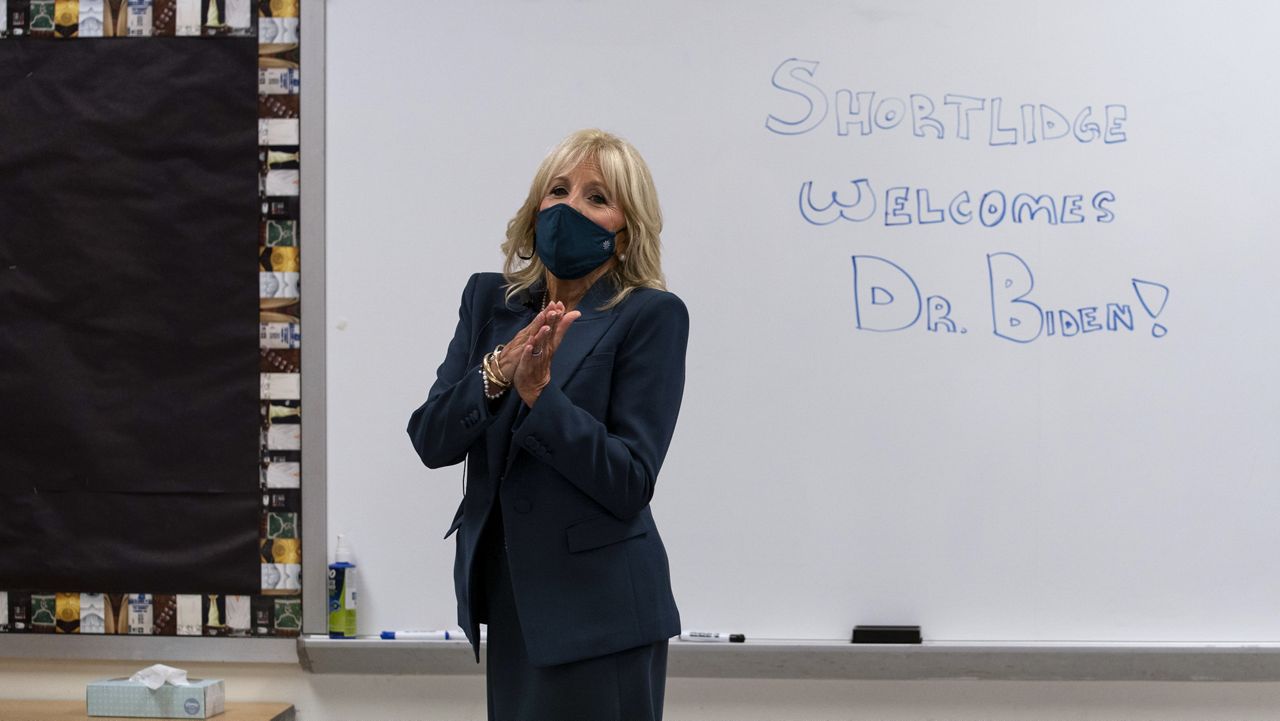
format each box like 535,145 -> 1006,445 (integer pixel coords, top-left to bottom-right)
490,345 -> 510,385
482,353 -> 509,389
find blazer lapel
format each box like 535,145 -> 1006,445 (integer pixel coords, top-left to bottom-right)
501,276 -> 621,473
489,288 -> 536,356
494,276 -> 620,392
548,276 -> 620,392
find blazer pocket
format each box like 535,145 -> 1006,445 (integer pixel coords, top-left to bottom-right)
442,500 -> 465,539
565,513 -> 648,553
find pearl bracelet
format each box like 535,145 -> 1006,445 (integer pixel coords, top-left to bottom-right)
481,367 -> 507,400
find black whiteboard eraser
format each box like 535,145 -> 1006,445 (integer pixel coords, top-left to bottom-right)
852,625 -> 922,644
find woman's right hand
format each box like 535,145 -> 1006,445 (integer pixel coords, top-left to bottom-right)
496,308 -> 556,381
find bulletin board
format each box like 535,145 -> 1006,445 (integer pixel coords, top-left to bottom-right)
0,0 -> 305,639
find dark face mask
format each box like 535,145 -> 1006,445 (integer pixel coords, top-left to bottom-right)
535,203 -> 620,280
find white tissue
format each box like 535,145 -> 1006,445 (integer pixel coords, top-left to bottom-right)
128,664 -> 191,690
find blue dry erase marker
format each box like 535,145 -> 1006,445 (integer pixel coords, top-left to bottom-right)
380,630 -> 455,640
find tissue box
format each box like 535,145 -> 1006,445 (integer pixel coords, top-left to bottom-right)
87,678 -> 225,719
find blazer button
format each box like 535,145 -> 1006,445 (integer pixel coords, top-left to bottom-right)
514,498 -> 532,513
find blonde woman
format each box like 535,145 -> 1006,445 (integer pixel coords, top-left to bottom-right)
409,129 -> 687,719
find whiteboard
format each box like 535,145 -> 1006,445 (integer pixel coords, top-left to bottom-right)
325,0 -> 1280,642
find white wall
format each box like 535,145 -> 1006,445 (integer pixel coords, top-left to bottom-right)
7,659 -> 1280,720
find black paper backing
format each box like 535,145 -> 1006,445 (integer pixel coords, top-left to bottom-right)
0,38 -> 260,591
0,491 -> 260,593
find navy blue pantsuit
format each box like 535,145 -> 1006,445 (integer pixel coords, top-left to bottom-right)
408,272 -> 687,718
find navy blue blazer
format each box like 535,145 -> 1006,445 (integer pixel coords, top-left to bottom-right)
407,271 -> 686,667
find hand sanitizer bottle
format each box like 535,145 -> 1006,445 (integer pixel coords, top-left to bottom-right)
327,534 -> 357,639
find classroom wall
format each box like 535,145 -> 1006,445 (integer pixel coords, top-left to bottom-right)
5,659 -> 1280,720
9,2 -> 1280,717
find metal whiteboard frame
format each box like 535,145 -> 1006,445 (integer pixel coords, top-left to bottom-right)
287,0 -> 1280,683
296,637 -> 1280,681
299,0 -> 328,640
290,0 -> 1280,681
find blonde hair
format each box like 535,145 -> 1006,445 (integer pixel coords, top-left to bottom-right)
501,129 -> 665,309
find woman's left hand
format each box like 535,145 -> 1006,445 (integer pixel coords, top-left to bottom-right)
511,301 -> 580,407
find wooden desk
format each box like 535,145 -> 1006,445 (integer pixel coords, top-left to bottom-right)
0,701 -> 294,721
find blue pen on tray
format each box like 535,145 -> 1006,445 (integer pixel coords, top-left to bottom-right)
380,629 -> 486,640
381,629 -> 454,640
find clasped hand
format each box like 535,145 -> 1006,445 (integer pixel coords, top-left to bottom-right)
495,301 -> 580,406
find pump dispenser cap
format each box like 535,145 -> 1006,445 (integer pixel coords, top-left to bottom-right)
334,534 -> 353,564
